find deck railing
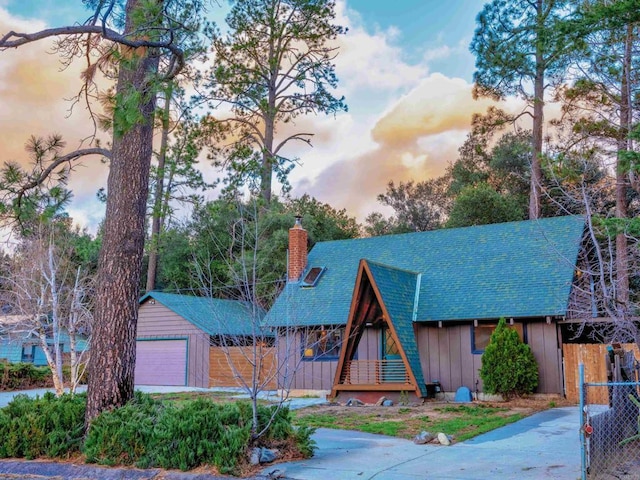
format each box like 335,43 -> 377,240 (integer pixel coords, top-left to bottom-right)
340,359 -> 409,385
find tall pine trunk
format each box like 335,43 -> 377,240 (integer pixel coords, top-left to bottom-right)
530,0 -> 545,220
146,87 -> 172,293
615,24 -> 633,312
85,0 -> 160,423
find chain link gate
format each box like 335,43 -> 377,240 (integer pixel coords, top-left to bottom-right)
579,348 -> 640,480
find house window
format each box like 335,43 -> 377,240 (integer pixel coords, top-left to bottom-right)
21,345 -> 35,363
302,328 -> 342,360
301,266 -> 326,287
472,322 -> 525,353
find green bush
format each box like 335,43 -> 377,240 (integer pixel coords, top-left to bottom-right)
84,394 -> 315,475
0,362 -> 51,390
83,391 -> 163,467
479,317 -> 539,398
0,392 -> 85,459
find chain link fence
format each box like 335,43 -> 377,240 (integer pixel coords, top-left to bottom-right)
580,349 -> 640,480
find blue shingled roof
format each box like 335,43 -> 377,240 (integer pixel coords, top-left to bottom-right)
365,261 -> 427,397
140,292 -> 268,337
264,216 -> 584,327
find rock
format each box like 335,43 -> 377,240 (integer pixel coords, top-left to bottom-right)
249,447 -> 261,465
375,396 -> 387,406
260,448 -> 278,463
413,431 -> 435,444
437,432 -> 452,446
346,398 -> 364,406
382,399 -> 394,407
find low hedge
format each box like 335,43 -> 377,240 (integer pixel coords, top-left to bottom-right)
0,392 -> 315,475
0,362 -> 52,390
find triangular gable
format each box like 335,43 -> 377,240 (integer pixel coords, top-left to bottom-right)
332,259 -> 427,397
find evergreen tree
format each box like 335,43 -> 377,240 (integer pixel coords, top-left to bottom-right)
479,318 -> 539,398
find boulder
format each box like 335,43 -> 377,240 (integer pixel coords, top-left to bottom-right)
437,432 -> 452,446
375,396 -> 387,406
413,431 -> 435,444
346,398 -> 364,407
382,399 -> 394,407
260,448 -> 278,463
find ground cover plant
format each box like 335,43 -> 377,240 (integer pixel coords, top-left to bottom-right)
293,397 -> 569,443
0,391 -> 314,476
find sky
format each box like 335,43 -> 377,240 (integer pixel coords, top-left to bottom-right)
0,0 -> 507,231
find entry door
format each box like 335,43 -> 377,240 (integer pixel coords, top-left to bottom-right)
381,327 -> 405,382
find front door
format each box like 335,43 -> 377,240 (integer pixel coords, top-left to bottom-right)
381,327 -> 405,382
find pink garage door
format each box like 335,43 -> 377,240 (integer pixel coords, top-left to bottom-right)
135,339 -> 187,386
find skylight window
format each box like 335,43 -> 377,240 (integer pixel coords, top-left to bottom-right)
301,266 -> 326,287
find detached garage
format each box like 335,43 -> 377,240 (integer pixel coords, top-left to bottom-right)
136,292 -> 270,388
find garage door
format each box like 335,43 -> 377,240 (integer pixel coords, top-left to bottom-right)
135,339 -> 187,386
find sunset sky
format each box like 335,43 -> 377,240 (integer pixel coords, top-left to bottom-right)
0,0 -> 514,230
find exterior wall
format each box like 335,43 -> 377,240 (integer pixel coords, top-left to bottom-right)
0,338 -> 22,363
209,346 -> 277,389
277,328 -> 379,391
416,321 -> 563,395
137,302 -> 209,388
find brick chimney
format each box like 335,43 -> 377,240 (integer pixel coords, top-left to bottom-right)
288,216 -> 308,282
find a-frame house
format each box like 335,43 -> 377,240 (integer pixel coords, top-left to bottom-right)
331,260 -> 427,400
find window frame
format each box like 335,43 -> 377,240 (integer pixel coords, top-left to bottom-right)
301,327 -> 343,361
471,321 -> 526,354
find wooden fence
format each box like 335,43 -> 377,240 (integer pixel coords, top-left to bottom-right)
563,343 -> 640,404
209,346 -> 277,390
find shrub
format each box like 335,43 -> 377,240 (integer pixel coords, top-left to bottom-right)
479,317 -> 539,398
84,394 -> 315,475
83,391 -> 163,467
0,392 -> 85,459
0,362 -> 51,390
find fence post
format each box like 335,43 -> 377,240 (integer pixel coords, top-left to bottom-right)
579,363 -> 587,480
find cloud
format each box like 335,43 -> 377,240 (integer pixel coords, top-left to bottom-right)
0,8 -> 109,229
291,73 -> 500,220
331,1 -> 427,92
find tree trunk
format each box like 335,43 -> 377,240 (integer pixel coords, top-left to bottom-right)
529,0 -> 545,220
85,0 -> 160,423
146,87 -> 172,292
615,24 -> 633,312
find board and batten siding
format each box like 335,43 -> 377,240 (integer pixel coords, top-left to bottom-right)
416,321 -> 563,395
278,328 -> 379,391
137,301 -> 209,388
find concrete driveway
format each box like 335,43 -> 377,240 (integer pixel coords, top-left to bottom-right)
263,406 -> 582,480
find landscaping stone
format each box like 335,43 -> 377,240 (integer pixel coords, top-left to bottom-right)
259,448 -> 278,464
375,396 -> 387,406
250,448 -> 261,466
345,398 -> 364,406
413,431 -> 435,444
437,432 -> 452,446
382,399 -> 394,407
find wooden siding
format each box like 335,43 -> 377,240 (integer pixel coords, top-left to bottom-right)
209,346 -> 277,389
277,328 -> 378,391
416,321 -> 563,395
0,339 -> 22,363
563,343 -> 640,404
137,302 -> 209,388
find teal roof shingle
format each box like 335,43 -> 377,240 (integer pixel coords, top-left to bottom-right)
365,261 -> 426,396
264,216 -> 585,327
140,292 -> 267,337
